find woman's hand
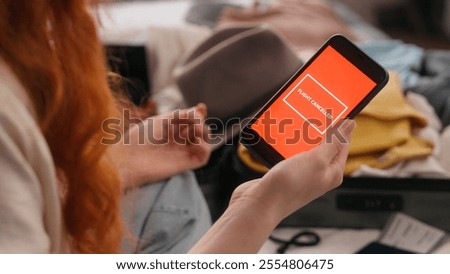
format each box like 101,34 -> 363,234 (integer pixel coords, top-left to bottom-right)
115,103 -> 211,188
233,119 -> 355,221
189,119 -> 355,253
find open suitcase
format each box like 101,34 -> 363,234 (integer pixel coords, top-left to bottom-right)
282,176 -> 450,231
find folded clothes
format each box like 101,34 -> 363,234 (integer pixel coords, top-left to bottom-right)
351,156 -> 450,179
351,92 -> 450,178
345,72 -> 433,174
350,72 -> 427,153
346,137 -> 434,175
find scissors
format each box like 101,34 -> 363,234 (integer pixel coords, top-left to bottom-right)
269,230 -> 321,254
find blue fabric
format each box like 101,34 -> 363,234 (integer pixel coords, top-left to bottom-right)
410,50 -> 450,127
358,40 -> 424,89
121,171 -> 211,253
359,40 -> 450,128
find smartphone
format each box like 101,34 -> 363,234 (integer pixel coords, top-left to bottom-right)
240,35 -> 389,167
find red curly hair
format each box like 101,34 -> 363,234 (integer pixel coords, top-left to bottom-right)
0,0 -> 123,253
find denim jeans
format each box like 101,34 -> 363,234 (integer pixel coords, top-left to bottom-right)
121,171 -> 211,253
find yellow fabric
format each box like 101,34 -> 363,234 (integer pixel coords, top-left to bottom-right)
349,72 -> 427,155
345,72 -> 433,174
237,143 -> 269,174
345,137 -> 434,174
349,116 -> 411,155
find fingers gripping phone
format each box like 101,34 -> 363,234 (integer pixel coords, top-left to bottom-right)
240,35 -> 389,167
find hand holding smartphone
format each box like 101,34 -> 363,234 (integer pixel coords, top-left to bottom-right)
241,35 -> 389,167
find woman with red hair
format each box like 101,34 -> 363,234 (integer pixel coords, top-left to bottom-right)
0,0 -> 354,253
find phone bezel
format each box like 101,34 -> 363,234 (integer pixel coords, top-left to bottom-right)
240,34 -> 389,167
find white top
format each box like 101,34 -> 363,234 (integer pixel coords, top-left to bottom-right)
0,59 -> 67,253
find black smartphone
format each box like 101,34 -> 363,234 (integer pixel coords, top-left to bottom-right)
240,35 -> 389,167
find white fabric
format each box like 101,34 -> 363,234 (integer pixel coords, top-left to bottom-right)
439,125 -> 450,173
0,59 -> 66,253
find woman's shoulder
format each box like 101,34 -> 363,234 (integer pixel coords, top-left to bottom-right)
0,58 -> 66,253
0,58 -> 48,163
0,59 -> 36,119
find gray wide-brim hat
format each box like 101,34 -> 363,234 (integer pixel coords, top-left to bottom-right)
174,25 -> 303,148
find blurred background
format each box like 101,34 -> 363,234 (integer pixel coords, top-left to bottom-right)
109,0 -> 450,49
337,0 -> 450,49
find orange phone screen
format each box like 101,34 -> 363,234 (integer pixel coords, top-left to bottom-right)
251,46 -> 376,158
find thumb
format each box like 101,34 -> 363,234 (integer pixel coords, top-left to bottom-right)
318,119 -> 355,164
